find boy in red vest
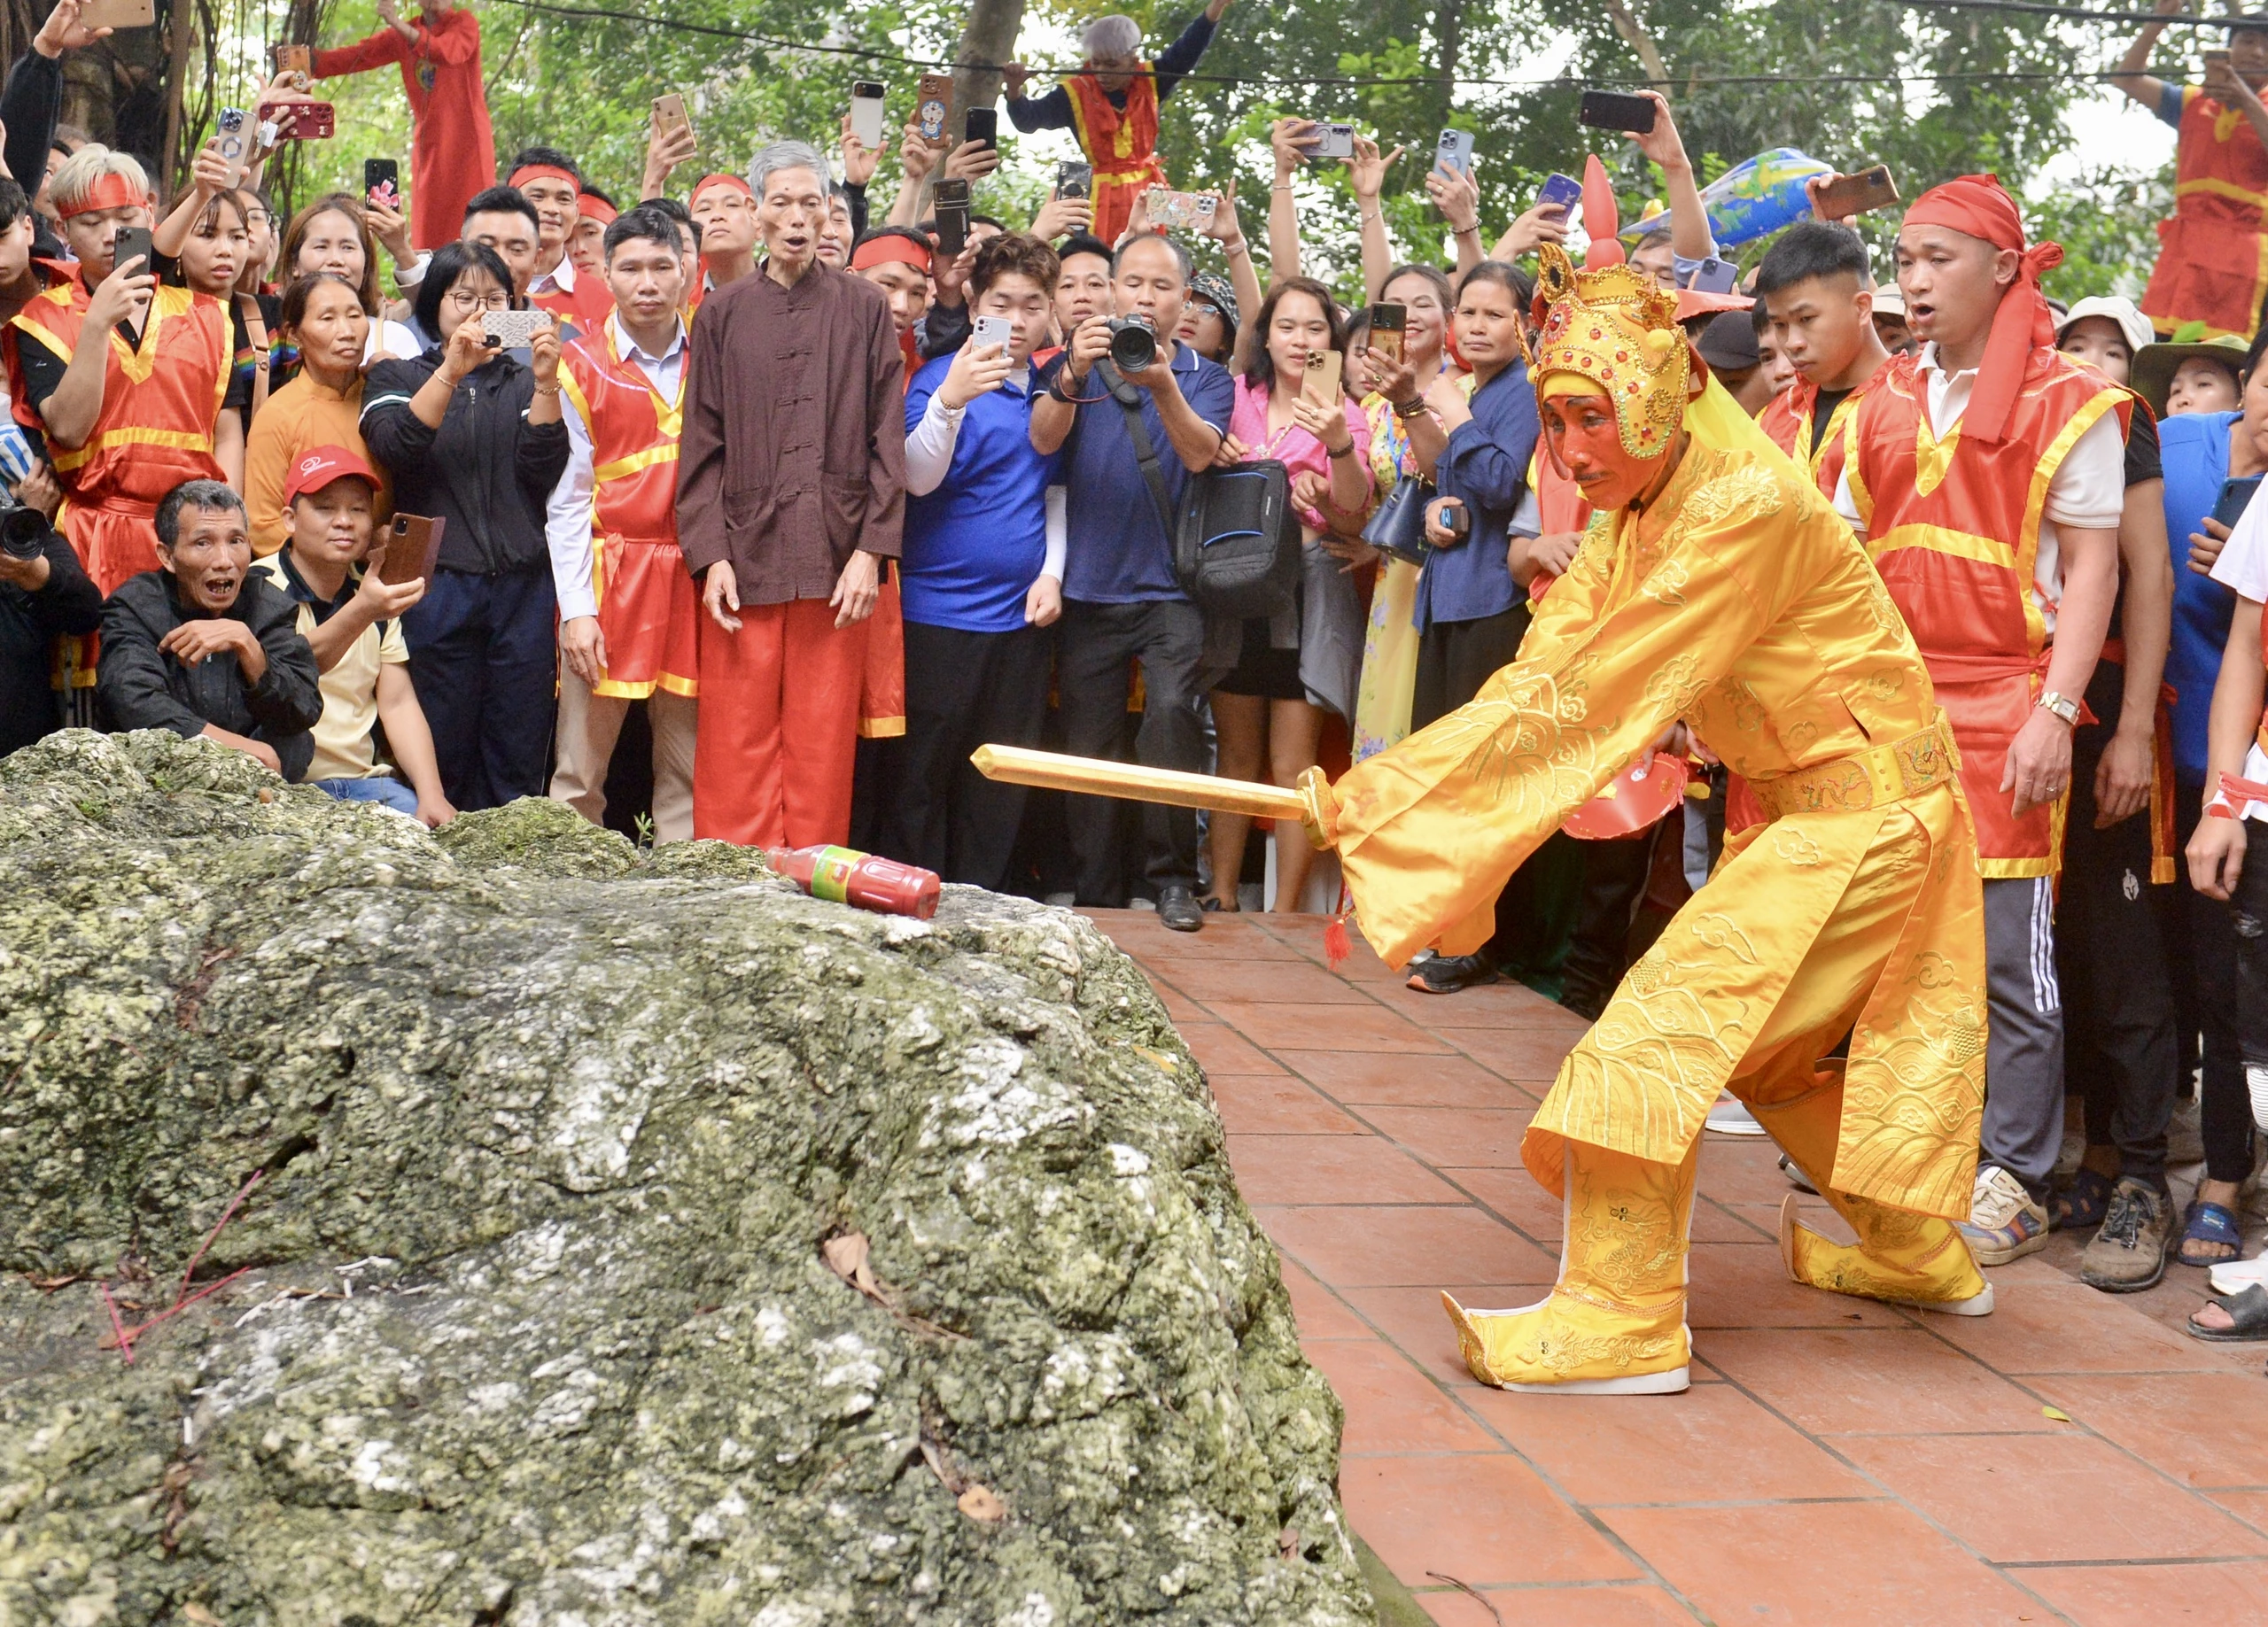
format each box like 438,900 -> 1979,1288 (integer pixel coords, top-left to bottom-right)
1755,220 -> 1891,497
1004,2 -> 1235,244
2115,0 -> 2268,337
315,0 -> 494,252
546,205 -> 697,842
1838,175 -> 2128,1270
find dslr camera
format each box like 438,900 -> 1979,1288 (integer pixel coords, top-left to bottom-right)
1107,314 -> 1158,374
0,486 -> 50,561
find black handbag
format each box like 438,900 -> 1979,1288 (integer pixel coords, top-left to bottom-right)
1363,474 -> 1433,567
1110,365 -> 1300,621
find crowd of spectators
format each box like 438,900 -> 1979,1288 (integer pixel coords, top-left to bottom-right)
3,1 -> 2267,1340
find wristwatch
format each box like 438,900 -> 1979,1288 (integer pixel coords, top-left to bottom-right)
2037,690 -> 2081,726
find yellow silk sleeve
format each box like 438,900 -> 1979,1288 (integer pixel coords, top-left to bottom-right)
1332,451 -> 1802,966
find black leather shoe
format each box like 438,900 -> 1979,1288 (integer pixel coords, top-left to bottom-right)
1158,885 -> 1204,933
1406,952 -> 1498,994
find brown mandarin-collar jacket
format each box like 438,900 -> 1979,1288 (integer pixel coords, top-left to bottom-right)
676,260 -> 905,607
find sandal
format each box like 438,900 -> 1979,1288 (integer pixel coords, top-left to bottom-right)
2179,1200 -> 2245,1267
2052,1167 -> 2115,1233
2186,1282 -> 2268,1343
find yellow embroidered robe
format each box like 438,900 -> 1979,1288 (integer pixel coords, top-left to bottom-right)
1330,389 -> 1989,1220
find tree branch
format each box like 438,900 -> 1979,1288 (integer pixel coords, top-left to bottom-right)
1601,0 -> 1670,87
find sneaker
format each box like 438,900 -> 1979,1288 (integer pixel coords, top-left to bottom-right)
1406,952 -> 1498,994
1958,1166 -> 2051,1266
2080,1178 -> 2171,1293
1157,884 -> 1204,934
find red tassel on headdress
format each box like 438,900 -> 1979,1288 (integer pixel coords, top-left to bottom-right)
1580,154 -> 1625,269
1323,883 -> 1352,970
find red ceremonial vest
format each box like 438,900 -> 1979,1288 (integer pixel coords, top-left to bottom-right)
1848,346 -> 2128,873
1758,372 -> 1870,498
2140,86 -> 2268,338
558,322 -> 695,697
1066,65 -> 1165,243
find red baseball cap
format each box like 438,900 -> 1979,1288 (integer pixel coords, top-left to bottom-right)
285,445 -> 379,504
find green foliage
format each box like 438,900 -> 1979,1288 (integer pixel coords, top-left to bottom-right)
2031,160 -> 2179,305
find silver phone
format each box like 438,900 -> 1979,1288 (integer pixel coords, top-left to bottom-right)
850,81 -> 886,149
971,314 -> 1014,351
1308,122 -> 1355,162
483,308 -> 550,349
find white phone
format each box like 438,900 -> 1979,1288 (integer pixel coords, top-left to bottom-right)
972,314 -> 1014,351
850,81 -> 886,150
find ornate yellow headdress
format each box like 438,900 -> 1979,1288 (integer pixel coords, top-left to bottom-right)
1530,238 -> 1689,461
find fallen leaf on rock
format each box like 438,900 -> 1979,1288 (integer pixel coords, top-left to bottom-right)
957,1484 -> 1006,1522
821,1232 -> 882,1299
1132,1046 -> 1178,1073
183,1607 -> 224,1625
1278,1525 -> 1299,1561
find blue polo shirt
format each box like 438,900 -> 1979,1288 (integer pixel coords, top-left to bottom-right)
1416,361 -> 1540,631
2159,411 -> 2243,783
902,358 -> 1064,634
1045,341 -> 1236,604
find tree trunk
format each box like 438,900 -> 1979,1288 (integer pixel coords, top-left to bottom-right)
951,0 -> 1023,147
1433,0 -> 1466,131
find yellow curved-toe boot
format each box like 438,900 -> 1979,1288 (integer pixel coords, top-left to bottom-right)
1750,1079 -> 1992,1317
1441,1141 -> 1696,1395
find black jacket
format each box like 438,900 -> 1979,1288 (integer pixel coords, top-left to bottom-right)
97,570 -> 322,780
361,348 -> 571,576
0,519 -> 99,755
0,47 -> 64,261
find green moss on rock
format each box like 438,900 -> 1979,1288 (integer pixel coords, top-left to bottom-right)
0,731 -> 1371,1625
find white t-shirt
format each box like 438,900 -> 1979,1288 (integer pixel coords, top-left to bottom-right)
2209,485 -> 2268,816
1832,344 -> 2124,634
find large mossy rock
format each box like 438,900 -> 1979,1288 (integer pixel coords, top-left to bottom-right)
0,731 -> 1369,1626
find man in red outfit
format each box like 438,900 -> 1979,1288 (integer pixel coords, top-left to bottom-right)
315,0 -> 494,252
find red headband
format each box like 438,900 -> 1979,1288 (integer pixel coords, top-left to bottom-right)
57,173 -> 151,221
578,193 -> 617,227
851,235 -> 931,274
692,174 -> 753,203
1903,173 -> 2062,445
508,164 -> 579,192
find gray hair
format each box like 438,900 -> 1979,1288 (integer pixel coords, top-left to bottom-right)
1083,14 -> 1142,59
154,479 -> 246,548
1111,229 -> 1191,285
747,141 -> 830,201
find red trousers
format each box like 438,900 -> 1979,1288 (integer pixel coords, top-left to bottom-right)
693,597 -> 868,848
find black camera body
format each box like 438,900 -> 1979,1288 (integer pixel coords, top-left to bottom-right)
1108,314 -> 1158,374
0,488 -> 47,561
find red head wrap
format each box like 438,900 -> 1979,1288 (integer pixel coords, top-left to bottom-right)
691,174 -> 753,204
1901,173 -> 2063,445
508,164 -> 579,192
850,234 -> 932,274
577,192 -> 617,227
57,173 -> 151,221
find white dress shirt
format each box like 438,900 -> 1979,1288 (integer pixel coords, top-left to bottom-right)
1833,342 -> 2124,634
545,311 -> 689,622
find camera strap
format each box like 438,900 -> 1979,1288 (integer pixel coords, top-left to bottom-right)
1099,358 -> 1184,550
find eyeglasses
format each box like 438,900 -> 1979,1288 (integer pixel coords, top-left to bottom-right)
444,286 -> 511,312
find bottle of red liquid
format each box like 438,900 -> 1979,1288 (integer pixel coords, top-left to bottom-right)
765,845 -> 942,920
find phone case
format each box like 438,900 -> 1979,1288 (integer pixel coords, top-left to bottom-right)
934,178 -> 970,205
972,316 -> 1014,350
1149,190 -> 1216,230
377,515 -> 445,587
79,0 -> 156,28
1309,122 -> 1355,161
483,309 -> 550,348
1435,130 -> 1474,175
848,87 -> 885,150
917,74 -> 953,143
1056,163 -> 1092,199
1538,173 -> 1583,212
266,101 -> 335,140
653,94 -> 695,143
1816,166 -> 1899,217
1302,348 -> 1344,407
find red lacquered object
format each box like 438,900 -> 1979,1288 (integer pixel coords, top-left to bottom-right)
1563,755 -> 1692,841
765,845 -> 942,919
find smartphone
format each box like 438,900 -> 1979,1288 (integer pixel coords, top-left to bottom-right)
214,107 -> 248,184
109,226 -> 152,280
1441,497 -> 1472,539
482,308 -> 550,349
377,514 -> 446,588
652,92 -> 694,145
934,202 -> 968,259
1301,347 -> 1344,407
1434,128 -> 1475,179
2213,475 -> 2262,532
1537,172 -> 1583,214
917,74 -> 953,143
1304,121 -> 1355,163
273,43 -> 311,89
1579,89 -> 1658,134
363,157 -> 400,213
1368,302 -> 1406,365
267,101 -> 335,140
1812,164 -> 1900,219
78,0 -> 156,27
1148,189 -> 1217,231
963,107 -> 998,150
972,314 -> 1014,352
1055,160 -> 1093,200
849,81 -> 886,150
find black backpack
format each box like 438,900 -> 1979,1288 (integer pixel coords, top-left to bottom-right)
1107,363 -> 1301,622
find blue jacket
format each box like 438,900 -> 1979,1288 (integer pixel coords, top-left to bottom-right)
2158,411 -> 2243,784
1415,362 -> 1540,632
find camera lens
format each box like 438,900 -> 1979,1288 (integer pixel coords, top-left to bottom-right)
1109,316 -> 1157,374
0,500 -> 46,560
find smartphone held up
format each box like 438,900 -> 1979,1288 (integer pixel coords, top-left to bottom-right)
849,81 -> 886,150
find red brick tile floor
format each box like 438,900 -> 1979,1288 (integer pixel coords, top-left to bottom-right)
1086,909 -> 2268,1626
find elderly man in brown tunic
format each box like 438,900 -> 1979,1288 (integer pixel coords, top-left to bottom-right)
678,139 -> 906,848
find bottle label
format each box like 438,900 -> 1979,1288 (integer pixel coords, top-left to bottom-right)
808,845 -> 861,904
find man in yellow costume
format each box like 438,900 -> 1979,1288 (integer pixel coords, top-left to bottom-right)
1326,239 -> 1995,1394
